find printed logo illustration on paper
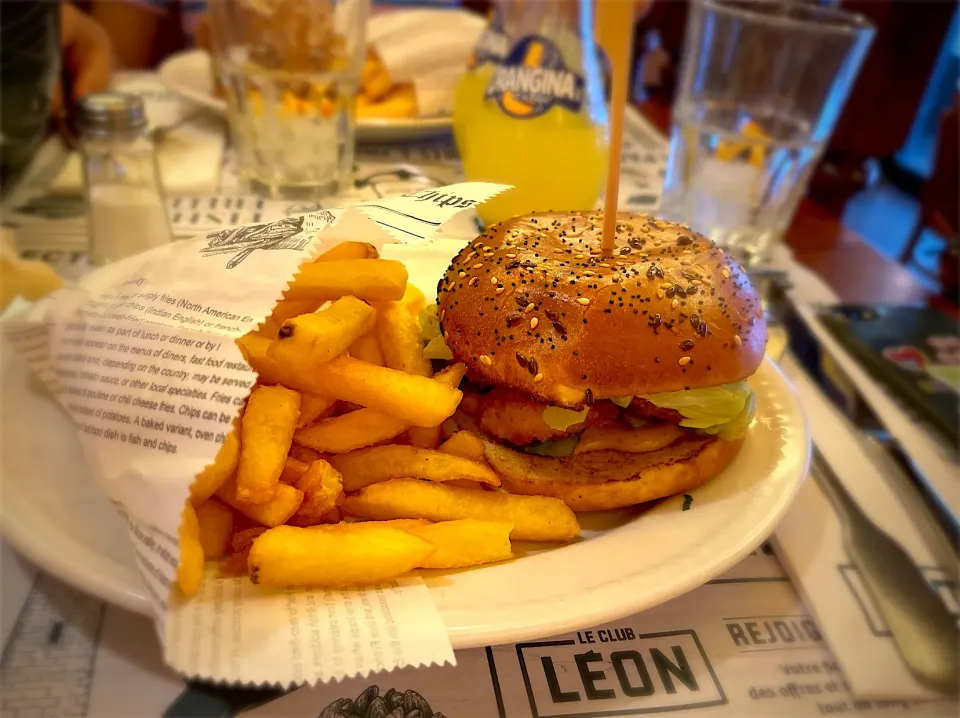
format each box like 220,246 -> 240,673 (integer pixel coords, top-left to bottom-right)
319,685 -> 445,718
200,212 -> 334,268
485,35 -> 585,119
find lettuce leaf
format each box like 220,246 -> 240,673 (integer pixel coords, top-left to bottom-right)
636,381 -> 754,436
420,304 -> 454,360
423,336 -> 454,360
420,304 -> 442,343
706,390 -> 756,441
521,435 -> 581,457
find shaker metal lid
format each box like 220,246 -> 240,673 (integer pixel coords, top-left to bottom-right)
74,92 -> 147,135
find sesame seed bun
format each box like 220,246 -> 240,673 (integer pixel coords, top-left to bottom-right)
437,211 -> 767,408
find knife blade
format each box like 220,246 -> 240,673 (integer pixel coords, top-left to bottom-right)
766,281 -> 960,583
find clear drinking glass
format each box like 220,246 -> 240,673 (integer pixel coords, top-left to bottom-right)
659,0 -> 874,266
209,0 -> 369,199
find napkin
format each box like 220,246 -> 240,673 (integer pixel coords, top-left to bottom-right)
2,181 -> 510,686
769,247 -> 958,700
368,9 -> 486,117
50,73 -> 225,195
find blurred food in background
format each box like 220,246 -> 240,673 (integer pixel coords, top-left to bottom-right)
194,3 -> 483,121
0,229 -> 63,311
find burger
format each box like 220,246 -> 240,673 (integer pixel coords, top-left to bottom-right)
423,211 -> 767,511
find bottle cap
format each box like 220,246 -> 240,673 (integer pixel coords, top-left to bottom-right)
74,92 -> 148,137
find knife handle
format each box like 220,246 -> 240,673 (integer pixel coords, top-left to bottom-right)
812,450 -> 960,695
871,434 -> 960,587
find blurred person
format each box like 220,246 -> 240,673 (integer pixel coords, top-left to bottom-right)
55,3 -> 114,113
89,0 -> 206,69
1,2 -> 112,193
633,28 -> 669,103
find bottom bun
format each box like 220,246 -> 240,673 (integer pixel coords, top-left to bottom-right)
483,436 -> 743,511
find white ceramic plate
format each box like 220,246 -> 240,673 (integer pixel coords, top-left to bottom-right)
1,331 -> 808,649
158,49 -> 453,143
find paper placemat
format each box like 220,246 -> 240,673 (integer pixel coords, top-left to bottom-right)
3,544 -> 957,717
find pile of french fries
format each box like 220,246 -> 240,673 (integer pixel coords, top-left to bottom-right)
357,50 -> 418,120
176,241 -> 580,597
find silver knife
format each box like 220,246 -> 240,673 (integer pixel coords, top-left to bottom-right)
759,280 -> 960,695
811,448 -> 959,694
765,281 -> 960,583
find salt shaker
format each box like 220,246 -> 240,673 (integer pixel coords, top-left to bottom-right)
75,92 -> 173,265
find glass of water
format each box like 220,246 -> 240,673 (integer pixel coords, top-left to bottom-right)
659,0 -> 874,266
209,0 -> 369,199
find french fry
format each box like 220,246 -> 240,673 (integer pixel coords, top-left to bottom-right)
400,283 -> 426,318
295,408 -> 408,453
268,296 -> 375,367
295,363 -> 468,452
439,431 -> 487,463
298,393 -> 336,428
285,259 -> 407,304
232,526 -> 268,553
407,519 -> 514,569
440,417 -> 460,439
433,361 -> 468,386
341,479 -> 581,541
248,524 -> 434,587
195,499 -> 234,560
235,334 -> 288,386
190,429 -> 240,505
357,83 -> 417,120
255,315 -> 283,338
281,456 -> 309,483
362,51 -> 393,103
308,356 -> 462,427
219,551 -> 250,578
237,385 -> 301,504
313,241 -> 378,262
216,477 -> 303,527
289,443 -> 323,465
220,552 -> 250,577
446,479 -> 484,490
356,519 -> 432,531
270,299 -> 322,326
349,331 -> 384,366
407,425 -> 441,450
289,459 -> 343,525
375,298 -> 432,376
320,507 -> 342,523
335,399 -> 364,415
219,526 -> 266,578
177,502 -> 205,597
331,445 -> 499,492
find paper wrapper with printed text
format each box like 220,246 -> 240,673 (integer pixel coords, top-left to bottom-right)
2,182 -> 510,686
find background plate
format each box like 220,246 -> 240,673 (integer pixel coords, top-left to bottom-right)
158,50 -> 453,143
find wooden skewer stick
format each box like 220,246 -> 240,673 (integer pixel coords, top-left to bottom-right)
596,0 -> 636,255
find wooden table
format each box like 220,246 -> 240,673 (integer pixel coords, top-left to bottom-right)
636,101 -> 935,306
785,198 -> 933,305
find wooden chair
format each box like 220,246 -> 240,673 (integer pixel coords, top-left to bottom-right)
899,100 -> 959,276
